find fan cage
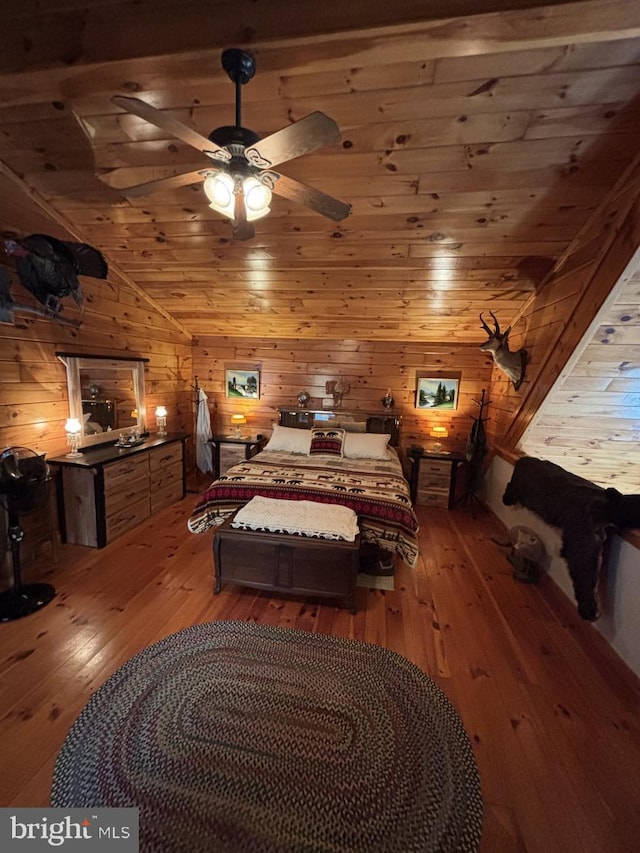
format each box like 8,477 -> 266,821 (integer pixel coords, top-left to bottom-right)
0,448 -> 51,516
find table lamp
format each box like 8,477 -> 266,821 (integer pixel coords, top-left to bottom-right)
65,418 -> 83,458
231,413 -> 246,437
155,405 -> 167,435
431,425 -> 449,453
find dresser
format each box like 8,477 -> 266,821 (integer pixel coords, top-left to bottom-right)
409,451 -> 465,509
48,434 -> 188,548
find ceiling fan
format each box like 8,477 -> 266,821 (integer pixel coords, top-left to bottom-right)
111,48 -> 351,240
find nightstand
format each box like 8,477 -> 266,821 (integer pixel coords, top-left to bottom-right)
409,451 -> 465,509
208,435 -> 267,478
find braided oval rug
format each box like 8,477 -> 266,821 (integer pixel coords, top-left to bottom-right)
51,621 -> 482,852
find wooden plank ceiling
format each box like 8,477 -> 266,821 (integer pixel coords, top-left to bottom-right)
0,0 -> 639,342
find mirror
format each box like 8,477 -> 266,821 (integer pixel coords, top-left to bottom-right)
57,352 -> 148,449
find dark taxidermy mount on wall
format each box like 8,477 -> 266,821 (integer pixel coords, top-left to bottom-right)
478,311 -> 527,390
0,267 -> 83,327
2,233 -> 108,325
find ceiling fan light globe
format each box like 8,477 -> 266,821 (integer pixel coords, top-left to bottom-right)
245,204 -> 270,223
203,172 -> 236,216
243,177 -> 272,221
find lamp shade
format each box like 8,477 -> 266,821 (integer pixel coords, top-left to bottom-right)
65,417 -> 83,457
243,176 -> 271,221
155,405 -> 168,435
203,172 -> 236,217
230,413 -> 247,436
430,424 -> 448,453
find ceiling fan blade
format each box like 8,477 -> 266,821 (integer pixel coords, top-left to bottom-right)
271,173 -> 351,222
246,112 -> 341,169
113,170 -> 205,198
111,96 -> 231,161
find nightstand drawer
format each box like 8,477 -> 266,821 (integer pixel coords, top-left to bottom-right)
416,489 -> 449,508
420,459 -> 451,476
419,470 -> 450,489
410,453 -> 464,510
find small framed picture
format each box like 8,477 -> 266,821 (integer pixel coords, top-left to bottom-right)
225,369 -> 260,399
415,375 -> 459,410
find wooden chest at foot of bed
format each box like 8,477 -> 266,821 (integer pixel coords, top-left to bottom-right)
213,515 -> 360,612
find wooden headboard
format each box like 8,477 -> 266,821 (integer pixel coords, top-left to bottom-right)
277,408 -> 401,446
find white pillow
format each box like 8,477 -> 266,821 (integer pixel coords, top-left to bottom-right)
264,424 -> 311,454
343,432 -> 391,460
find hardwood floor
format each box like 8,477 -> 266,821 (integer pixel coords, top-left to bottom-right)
1,494 -> 639,852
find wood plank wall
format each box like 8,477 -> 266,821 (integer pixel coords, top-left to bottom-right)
0,173 -> 193,580
0,176 -> 193,458
0,277 -> 193,457
191,336 -> 494,460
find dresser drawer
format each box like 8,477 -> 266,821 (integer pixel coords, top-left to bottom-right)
104,455 -> 149,494
105,473 -> 150,515
106,496 -> 151,542
149,443 -> 183,473
151,463 -> 183,514
150,459 -> 182,491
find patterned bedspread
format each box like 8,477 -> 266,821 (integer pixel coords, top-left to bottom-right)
188,449 -> 420,567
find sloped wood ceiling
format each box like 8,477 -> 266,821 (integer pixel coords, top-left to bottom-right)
0,0 -> 640,491
1,0 -> 639,344
520,249 -> 640,493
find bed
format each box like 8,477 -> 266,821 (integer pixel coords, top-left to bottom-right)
188,423 -> 419,568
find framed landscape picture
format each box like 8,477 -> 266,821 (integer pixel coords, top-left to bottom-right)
415,375 -> 459,410
225,368 -> 260,399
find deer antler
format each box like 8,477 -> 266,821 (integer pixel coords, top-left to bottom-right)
479,313 -> 493,336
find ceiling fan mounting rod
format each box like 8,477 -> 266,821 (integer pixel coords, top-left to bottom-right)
221,48 -> 256,129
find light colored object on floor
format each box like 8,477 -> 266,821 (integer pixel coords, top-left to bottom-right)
357,573 -> 394,591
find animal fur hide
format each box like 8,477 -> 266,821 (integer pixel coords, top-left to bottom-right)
503,457 -> 640,621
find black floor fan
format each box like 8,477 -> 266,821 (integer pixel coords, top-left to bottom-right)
0,446 -> 56,622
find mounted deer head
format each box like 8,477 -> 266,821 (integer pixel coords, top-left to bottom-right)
479,312 -> 527,390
